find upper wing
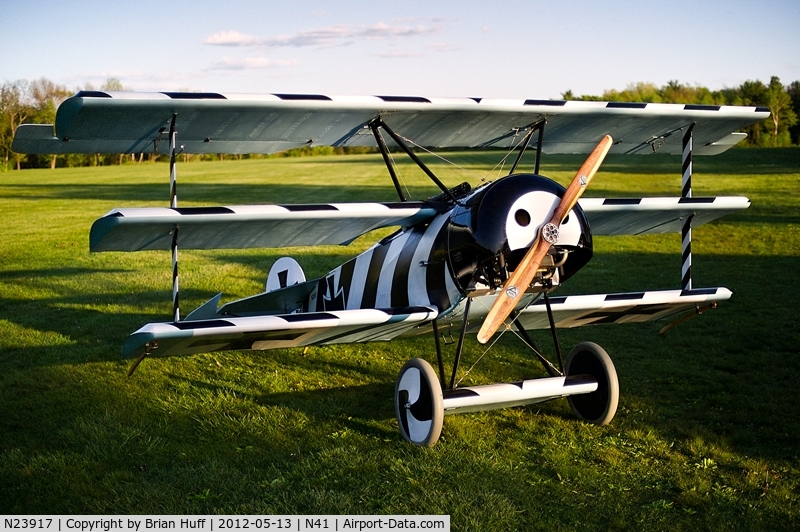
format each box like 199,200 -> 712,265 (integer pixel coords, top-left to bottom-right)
90,201 -> 437,251
13,91 -> 769,156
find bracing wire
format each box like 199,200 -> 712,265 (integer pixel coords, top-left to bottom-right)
453,296 -> 509,387
397,131 -> 533,189
387,148 -> 413,200
453,292 -> 544,387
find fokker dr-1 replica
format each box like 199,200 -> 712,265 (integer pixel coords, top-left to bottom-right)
14,91 -> 768,445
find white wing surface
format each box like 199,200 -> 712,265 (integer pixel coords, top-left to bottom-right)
123,306 -> 438,359
90,202 -> 437,251
579,196 -> 750,235
13,91 -> 769,156
514,288 -> 731,330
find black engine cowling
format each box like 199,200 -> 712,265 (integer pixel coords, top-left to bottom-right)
445,174 -> 593,292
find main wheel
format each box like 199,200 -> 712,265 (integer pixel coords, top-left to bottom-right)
394,358 -> 444,446
565,342 -> 619,425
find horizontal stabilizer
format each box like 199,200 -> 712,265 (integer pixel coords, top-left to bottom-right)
123,306 -> 437,359
183,293 -> 223,321
579,196 -> 750,235
90,202 -> 436,251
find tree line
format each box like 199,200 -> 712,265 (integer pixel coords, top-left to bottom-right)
563,77 -> 799,148
2,76 -> 798,170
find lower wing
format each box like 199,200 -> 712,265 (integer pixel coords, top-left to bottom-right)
123,306 -> 437,359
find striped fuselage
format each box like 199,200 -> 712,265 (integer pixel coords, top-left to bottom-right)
310,209 -> 461,316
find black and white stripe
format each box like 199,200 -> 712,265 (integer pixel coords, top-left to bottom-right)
313,211 -> 461,315
579,195 -> 749,236
171,228 -> 179,322
90,202 -> 437,252
682,125 -> 695,291
15,90 -> 769,157
68,90 -> 771,115
510,287 -> 730,331
168,114 -> 180,321
123,306 -> 438,359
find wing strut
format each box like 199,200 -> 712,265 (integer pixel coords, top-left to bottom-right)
681,123 -> 695,291
431,319 -> 447,390
509,119 -> 546,175
448,297 -> 472,390
131,113 -> 183,376
167,113 -> 184,322
369,117 -> 458,203
369,121 -> 407,202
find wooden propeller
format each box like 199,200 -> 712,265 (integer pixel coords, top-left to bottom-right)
476,135 -> 613,344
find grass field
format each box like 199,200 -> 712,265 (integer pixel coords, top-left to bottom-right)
1,147 -> 799,530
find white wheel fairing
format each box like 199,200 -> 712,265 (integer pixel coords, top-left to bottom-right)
394,358 -> 444,446
505,191 -> 583,251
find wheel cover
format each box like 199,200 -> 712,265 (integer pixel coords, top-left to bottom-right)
395,359 -> 443,446
566,342 -> 619,426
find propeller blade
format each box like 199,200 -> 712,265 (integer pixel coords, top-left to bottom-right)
477,135 -> 613,344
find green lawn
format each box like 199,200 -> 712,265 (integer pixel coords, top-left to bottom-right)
1,148 -> 799,530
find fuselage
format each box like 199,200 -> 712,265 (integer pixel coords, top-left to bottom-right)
310,173 -> 593,319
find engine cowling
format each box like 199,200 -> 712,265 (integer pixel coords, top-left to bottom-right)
446,173 -> 592,293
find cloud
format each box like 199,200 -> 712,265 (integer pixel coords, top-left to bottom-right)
360,22 -> 437,39
204,31 -> 264,46
265,25 -> 353,47
207,57 -> 297,71
426,43 -> 460,52
376,51 -> 423,59
205,20 -> 441,49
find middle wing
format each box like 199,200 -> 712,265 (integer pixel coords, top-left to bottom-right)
90,195 -> 749,251
581,196 -> 750,235
90,201 -> 437,251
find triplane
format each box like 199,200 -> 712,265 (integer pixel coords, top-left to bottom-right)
14,92 -> 768,445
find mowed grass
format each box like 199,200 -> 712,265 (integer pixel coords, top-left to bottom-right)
1,148 -> 799,529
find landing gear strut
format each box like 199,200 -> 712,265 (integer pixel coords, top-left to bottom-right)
393,309 -> 620,446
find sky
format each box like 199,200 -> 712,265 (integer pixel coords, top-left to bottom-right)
2,0 -> 798,100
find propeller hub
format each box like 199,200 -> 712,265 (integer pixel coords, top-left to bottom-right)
542,223 -> 559,244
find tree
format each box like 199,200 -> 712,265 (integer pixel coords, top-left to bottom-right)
602,82 -> 662,103
100,78 -> 126,92
30,78 -> 70,168
0,80 -> 34,170
736,79 -> 769,145
787,81 -> 800,145
736,77 -> 797,146
765,76 -> 797,146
